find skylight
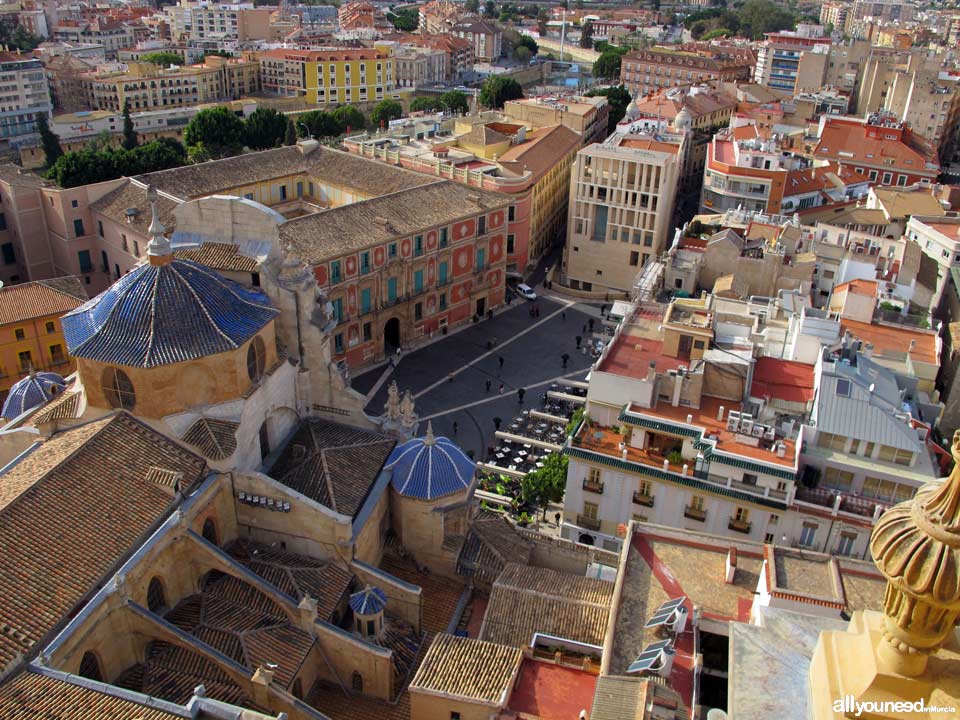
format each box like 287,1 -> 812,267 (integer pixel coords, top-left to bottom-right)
836,378 -> 851,397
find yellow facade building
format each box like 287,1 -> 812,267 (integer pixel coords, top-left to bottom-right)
0,277 -> 86,408
259,48 -> 400,106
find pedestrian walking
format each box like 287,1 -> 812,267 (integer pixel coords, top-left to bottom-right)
485,378 -> 492,393
576,335 -> 582,349
554,511 -> 561,526
582,324 -> 587,335
600,303 -> 606,317
493,416 -> 502,430
396,346 -> 401,357
535,305 -> 540,318
517,387 -> 525,404
561,352 -> 570,369
499,383 -> 505,394
529,306 -> 534,319
498,356 -> 504,371
452,420 -> 459,435
561,311 -> 566,321
448,372 -> 454,383
588,318 -> 595,332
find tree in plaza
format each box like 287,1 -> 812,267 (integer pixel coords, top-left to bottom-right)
410,96 -> 441,113
139,51 -> 184,66
121,101 -> 138,151
579,19 -> 594,49
244,107 -> 288,149
36,114 -> 63,168
478,75 -> 523,109
440,90 -> 470,114
371,99 -> 403,128
184,105 -> 245,158
331,105 -> 366,134
585,84 -> 632,135
521,452 -> 568,520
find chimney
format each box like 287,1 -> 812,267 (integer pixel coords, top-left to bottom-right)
863,342 -> 874,358
672,372 -> 683,407
686,413 -> 693,424
298,138 -> 320,155
682,463 -> 688,475
725,547 -> 737,583
298,595 -> 318,634
250,665 -> 274,707
776,442 -> 786,458
621,447 -> 628,460
663,459 -> 669,471
717,404 -> 725,421
909,339 -> 916,352
646,360 -> 657,382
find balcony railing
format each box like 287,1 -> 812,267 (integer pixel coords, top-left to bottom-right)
577,514 -> 601,531
728,517 -> 752,534
582,479 -> 604,494
684,506 -> 706,521
632,491 -> 654,507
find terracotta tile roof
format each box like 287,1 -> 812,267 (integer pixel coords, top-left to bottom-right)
618,137 -> 680,154
0,412 -> 206,673
139,145 -> 431,201
0,669 -> 183,719
28,389 -> 82,425
410,633 -> 521,704
180,417 -> 239,461
174,242 -> 259,273
90,180 -> 179,237
479,563 -> 614,647
497,124 -> 581,182
279,181 -> 510,262
269,419 -> 394,518
0,277 -> 87,326
871,187 -> 945,218
461,123 -> 512,146
591,675 -> 686,720
814,121 -> 937,176
835,278 -> 878,297
783,163 -> 854,196
751,358 -> 815,404
0,163 -> 49,189
226,539 -> 353,622
840,318 -> 939,365
379,554 -> 463,634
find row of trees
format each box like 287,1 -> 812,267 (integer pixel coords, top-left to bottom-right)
46,136 -> 187,188
409,90 -> 471,115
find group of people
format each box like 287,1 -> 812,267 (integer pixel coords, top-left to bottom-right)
528,304 -> 542,319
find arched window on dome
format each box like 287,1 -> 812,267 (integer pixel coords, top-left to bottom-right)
78,651 -> 103,682
102,367 -> 135,410
247,336 -> 266,383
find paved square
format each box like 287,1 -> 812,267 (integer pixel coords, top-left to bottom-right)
351,294 -> 611,459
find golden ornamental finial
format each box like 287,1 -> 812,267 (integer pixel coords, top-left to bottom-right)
869,429 -> 960,676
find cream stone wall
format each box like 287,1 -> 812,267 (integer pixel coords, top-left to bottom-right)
391,490 -> 466,578
409,691 -> 499,720
313,621 -> 395,700
79,324 -> 278,419
352,488 -> 390,567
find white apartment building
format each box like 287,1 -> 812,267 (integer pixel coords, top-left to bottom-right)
564,131 -> 684,293
905,213 -> 960,308
53,22 -> 136,58
0,53 -> 52,143
560,295 -> 940,561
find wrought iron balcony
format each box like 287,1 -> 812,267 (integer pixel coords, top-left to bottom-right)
577,514 -> 601,531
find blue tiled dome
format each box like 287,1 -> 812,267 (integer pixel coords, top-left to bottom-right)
349,586 -> 387,616
61,259 -> 277,369
1,371 -> 66,419
385,423 -> 476,500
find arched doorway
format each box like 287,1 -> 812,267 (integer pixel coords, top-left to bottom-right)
383,317 -> 400,353
79,651 -> 103,682
202,517 -> 218,546
578,533 -> 595,546
259,420 -> 271,462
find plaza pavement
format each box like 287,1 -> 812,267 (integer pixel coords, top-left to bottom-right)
351,293 -> 612,459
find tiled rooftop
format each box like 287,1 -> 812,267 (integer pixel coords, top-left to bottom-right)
180,417 -> 239,461
0,412 -> 205,673
378,554 -> 463,635
174,241 -> 259,273
840,318 -> 939,365
479,563 -> 614,648
90,180 -> 179,236
0,276 -> 86,326
410,633 -> 522,704
506,658 -> 599,720
268,419 -> 395,518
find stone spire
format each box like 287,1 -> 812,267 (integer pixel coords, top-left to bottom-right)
423,420 -> 436,446
146,184 -> 172,265
869,429 -> 960,676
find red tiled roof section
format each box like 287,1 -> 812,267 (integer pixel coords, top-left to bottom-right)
834,278 -> 878,297
0,412 -> 206,673
507,658 -> 598,719
497,124 -> 581,183
840,318 -> 939,365
0,277 -> 87,326
751,358 -> 815,404
618,137 -> 680,155
0,669 -> 183,719
814,121 -> 937,175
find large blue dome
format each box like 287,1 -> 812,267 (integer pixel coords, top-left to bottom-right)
1,371 -> 66,419
61,259 -> 277,369
385,423 -> 476,500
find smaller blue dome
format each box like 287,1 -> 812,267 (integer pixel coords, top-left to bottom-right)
2,371 -> 66,419
349,586 -> 387,616
385,422 -> 476,500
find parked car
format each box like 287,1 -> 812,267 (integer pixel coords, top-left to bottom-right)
515,283 -> 537,300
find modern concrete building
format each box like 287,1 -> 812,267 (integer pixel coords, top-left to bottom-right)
564,131 -> 684,293
752,28 -> 830,94
0,52 -> 52,144
52,20 -> 135,58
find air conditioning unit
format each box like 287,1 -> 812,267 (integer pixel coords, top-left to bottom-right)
740,417 -> 754,435
751,423 -> 765,438
764,426 -> 776,441
727,411 -> 741,432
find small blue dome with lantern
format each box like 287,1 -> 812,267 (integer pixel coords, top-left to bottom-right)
61,185 -> 277,369
385,422 -> 476,501
1,370 -> 66,419
349,585 -> 387,616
